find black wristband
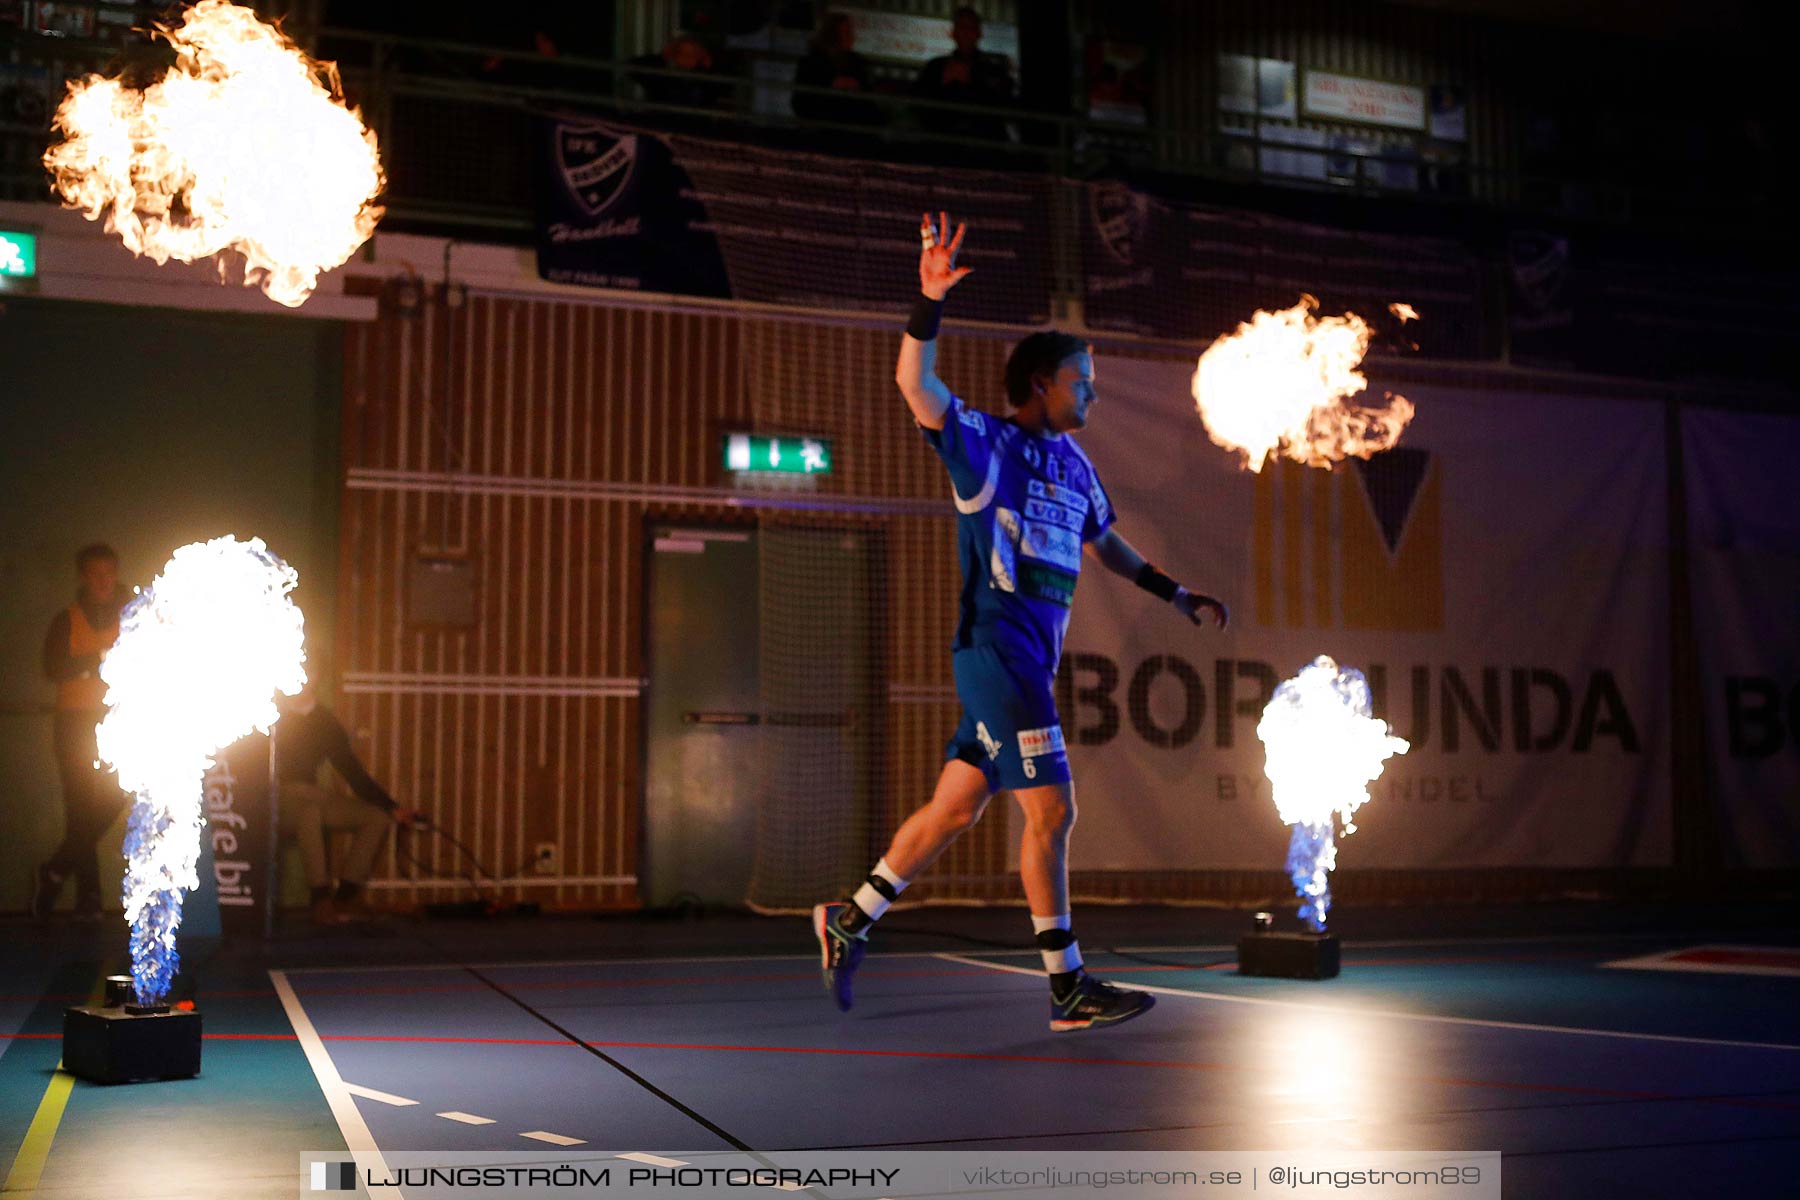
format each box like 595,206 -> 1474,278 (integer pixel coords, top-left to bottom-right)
906,294 -> 944,340
1135,562 -> 1181,602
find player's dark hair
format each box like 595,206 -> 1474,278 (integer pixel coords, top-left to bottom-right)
953,5 -> 981,24
75,543 -> 118,570
1003,331 -> 1089,410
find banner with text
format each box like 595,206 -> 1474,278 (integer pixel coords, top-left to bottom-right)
1682,408 -> 1800,869
538,117 -> 1053,324
1047,359 -> 1670,869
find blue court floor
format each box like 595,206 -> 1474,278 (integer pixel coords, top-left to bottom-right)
2,904 -> 1796,1199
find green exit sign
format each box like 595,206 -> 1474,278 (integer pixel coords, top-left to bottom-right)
0,230 -> 36,279
724,433 -> 832,475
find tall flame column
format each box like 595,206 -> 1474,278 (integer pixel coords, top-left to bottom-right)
97,536 -> 305,1004
1256,656 -> 1410,933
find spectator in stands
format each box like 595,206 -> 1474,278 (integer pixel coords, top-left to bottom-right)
630,21 -> 732,112
792,11 -> 885,127
913,6 -> 1014,141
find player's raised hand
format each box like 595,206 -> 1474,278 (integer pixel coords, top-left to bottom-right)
920,211 -> 973,300
1175,589 -> 1229,630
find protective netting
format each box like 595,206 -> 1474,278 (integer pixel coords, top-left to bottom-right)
745,522 -> 880,912
737,316 -> 1013,913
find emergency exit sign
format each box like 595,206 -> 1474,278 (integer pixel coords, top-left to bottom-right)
724,433 -> 832,475
0,229 -> 36,278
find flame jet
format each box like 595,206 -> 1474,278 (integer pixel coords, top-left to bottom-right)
1191,295 -> 1416,472
43,0 -> 383,307
1256,656 -> 1409,931
97,536 -> 305,1005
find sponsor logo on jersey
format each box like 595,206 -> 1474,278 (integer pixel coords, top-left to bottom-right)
976,721 -> 1003,761
1025,498 -> 1084,530
1017,725 -> 1067,759
1020,520 -> 1081,570
1028,479 -> 1089,514
958,406 -> 987,433
1018,560 -> 1077,608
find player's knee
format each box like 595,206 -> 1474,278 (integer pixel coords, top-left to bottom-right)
1022,793 -> 1076,838
940,794 -> 986,833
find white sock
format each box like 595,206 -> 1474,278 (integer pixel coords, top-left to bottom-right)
850,857 -> 909,923
1033,913 -> 1083,975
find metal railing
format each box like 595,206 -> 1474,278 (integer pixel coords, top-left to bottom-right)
2,21 -> 1732,241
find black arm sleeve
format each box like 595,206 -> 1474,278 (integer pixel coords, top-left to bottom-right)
318,707 -> 398,813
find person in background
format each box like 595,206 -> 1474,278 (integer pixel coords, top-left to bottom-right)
912,6 -> 1014,141
792,11 -> 884,127
275,683 -> 423,925
31,543 -> 131,918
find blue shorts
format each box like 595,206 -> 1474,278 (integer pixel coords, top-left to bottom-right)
944,644 -> 1072,792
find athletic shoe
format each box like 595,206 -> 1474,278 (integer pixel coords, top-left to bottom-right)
1049,970 -> 1155,1032
28,864 -> 64,919
811,902 -> 867,1012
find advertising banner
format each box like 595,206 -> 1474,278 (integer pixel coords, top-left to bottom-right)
1681,408 -> 1800,868
1048,359 -> 1670,869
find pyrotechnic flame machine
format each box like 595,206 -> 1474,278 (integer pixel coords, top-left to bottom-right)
62,535 -> 305,1084
42,0 -> 384,307
1237,656 -> 1409,980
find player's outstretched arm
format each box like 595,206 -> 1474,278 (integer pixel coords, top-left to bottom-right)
1086,528 -> 1229,630
896,211 -> 973,431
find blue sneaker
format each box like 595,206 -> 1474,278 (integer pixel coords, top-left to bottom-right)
812,902 -> 867,1012
1049,970 -> 1155,1032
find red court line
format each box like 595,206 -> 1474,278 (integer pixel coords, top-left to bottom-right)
5,1030 -> 1794,1112
1671,949 -> 1800,969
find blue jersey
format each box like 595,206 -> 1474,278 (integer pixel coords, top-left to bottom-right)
922,394 -> 1116,674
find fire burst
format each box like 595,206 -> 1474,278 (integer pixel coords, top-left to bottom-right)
98,537 -> 305,1005
1191,295 -> 1415,472
43,0 -> 384,307
1256,656 -> 1409,932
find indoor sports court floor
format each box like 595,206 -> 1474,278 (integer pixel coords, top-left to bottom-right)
3,902 -> 1796,1198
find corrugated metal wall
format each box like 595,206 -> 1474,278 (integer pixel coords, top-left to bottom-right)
339,292 -> 1017,908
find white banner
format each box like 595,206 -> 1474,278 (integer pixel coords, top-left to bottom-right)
1048,359 -> 1670,869
1682,408 -> 1800,869
1302,70 -> 1426,130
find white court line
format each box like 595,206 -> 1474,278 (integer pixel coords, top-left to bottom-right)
344,1083 -> 420,1107
269,969 -> 406,1199
933,953 -> 1800,1052
437,1111 -> 496,1125
521,1131 -> 586,1146
617,1153 -> 689,1167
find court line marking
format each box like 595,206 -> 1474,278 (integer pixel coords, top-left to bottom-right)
281,952 -> 830,976
1,979 -> 104,1194
617,1153 -> 688,1167
933,953 -> 1800,1052
276,930 -> 1752,976
521,1131 -> 586,1146
344,1083 -> 421,1107
1602,945 -> 1800,978
437,1111 -> 496,1125
268,969 -> 406,1199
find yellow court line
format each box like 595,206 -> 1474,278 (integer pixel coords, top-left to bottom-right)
2,981 -> 104,1195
